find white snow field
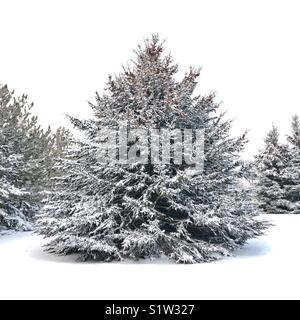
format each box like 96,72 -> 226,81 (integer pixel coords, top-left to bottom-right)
0,214 -> 299,300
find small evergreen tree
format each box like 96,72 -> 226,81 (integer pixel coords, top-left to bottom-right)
51,127 -> 72,158
256,126 -> 292,214
0,144 -> 32,231
38,36 -> 267,263
287,115 -> 300,148
241,159 -> 257,186
281,115 -> 300,213
0,85 -> 70,231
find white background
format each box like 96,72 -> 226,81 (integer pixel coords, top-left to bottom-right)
0,0 -> 299,156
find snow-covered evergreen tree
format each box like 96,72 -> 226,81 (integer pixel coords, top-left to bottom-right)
281,115 -> 300,213
256,126 -> 292,214
0,85 -> 70,231
287,115 -> 300,148
0,144 -> 32,231
257,117 -> 300,214
241,159 -> 257,186
38,36 -> 267,263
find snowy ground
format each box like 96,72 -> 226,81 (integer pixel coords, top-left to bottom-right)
1,214 -> 299,300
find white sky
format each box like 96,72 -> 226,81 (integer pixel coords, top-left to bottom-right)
0,0 -> 299,157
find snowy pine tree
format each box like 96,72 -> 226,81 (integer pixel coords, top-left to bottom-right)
241,159 -> 258,186
281,115 -> 300,213
257,117 -> 300,215
0,85 -> 70,231
0,144 -> 32,231
287,115 -> 300,148
256,126 -> 292,214
38,36 -> 267,263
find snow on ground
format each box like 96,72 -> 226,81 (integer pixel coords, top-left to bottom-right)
0,214 -> 299,300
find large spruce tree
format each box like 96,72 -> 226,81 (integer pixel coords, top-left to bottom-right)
0,85 -> 70,231
37,36 -> 267,263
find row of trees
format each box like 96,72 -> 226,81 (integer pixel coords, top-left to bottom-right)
256,116 -> 300,214
1,36 -> 298,263
0,85 -> 70,232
